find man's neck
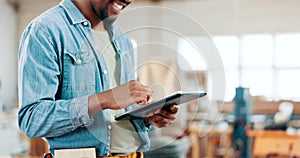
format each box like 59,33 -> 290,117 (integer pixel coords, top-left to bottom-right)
73,0 -> 106,31
93,22 -> 106,31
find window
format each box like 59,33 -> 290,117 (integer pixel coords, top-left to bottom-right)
213,36 -> 239,101
178,33 -> 300,101
239,34 -> 274,100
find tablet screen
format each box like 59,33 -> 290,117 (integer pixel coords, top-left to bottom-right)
115,91 -> 206,121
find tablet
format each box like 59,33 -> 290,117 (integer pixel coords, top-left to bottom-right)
114,91 -> 206,121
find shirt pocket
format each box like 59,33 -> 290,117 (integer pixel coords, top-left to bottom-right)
62,49 -> 96,99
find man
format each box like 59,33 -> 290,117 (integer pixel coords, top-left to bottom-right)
18,0 -> 178,157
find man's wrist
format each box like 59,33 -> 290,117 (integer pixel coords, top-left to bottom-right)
88,93 -> 107,116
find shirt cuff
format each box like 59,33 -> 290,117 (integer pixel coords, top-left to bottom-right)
70,95 -> 94,128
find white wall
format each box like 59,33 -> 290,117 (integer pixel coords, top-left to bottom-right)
133,0 -> 300,35
0,0 -> 18,107
0,0 -> 59,108
0,0 -> 19,155
17,0 -> 300,63
118,0 -> 300,63
18,0 -> 60,37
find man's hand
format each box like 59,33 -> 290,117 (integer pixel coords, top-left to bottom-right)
146,105 -> 178,128
88,80 -> 151,116
109,80 -> 152,109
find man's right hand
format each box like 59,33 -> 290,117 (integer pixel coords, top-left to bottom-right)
88,80 -> 151,116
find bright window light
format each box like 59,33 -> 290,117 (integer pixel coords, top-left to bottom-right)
241,34 -> 273,68
277,70 -> 300,101
275,33 -> 300,68
213,36 -> 239,101
241,69 -> 273,100
178,33 -> 300,101
223,71 -> 240,101
177,37 -> 208,71
213,36 -> 239,69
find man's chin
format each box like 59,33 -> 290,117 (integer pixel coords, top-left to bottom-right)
99,8 -> 117,23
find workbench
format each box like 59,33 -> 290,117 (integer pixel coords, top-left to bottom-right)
248,130 -> 300,157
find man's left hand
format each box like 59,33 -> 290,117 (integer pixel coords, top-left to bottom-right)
146,105 -> 178,128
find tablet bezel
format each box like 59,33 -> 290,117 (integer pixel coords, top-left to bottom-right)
114,91 -> 206,121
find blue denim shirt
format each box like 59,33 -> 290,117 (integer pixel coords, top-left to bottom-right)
18,0 -> 150,156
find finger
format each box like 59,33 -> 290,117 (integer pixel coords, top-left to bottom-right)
130,81 -> 152,94
154,109 -> 177,120
155,117 -> 172,128
149,110 -> 176,122
130,87 -> 152,104
136,93 -> 152,105
146,92 -> 151,102
147,115 -> 170,128
158,112 -> 177,121
162,105 -> 178,114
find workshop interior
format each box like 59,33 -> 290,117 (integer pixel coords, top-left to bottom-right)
1,0 -> 300,157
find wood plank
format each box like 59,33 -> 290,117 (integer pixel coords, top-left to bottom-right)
248,130 -> 300,157
220,101 -> 300,114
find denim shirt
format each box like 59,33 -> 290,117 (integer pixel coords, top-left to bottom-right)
18,0 -> 150,156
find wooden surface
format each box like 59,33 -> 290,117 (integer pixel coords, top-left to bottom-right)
221,101 -> 300,114
188,122 -> 233,158
248,130 -> 300,157
29,138 -> 48,156
188,100 -> 300,121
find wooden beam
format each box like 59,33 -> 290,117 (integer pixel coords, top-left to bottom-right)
221,101 -> 300,115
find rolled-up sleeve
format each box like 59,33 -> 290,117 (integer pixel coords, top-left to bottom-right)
70,95 -> 94,128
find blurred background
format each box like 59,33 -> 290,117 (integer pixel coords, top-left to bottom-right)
1,0 -> 300,157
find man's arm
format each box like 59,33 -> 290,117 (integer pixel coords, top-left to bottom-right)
18,24 -> 152,138
88,80 -> 151,116
18,24 -> 94,138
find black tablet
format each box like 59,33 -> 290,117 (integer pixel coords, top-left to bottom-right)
114,91 -> 206,121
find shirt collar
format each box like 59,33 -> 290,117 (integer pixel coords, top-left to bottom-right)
59,0 -> 120,41
60,0 -> 88,25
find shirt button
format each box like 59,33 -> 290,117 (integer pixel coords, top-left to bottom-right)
103,70 -> 108,75
108,125 -> 111,130
83,21 -> 88,26
77,59 -> 82,64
